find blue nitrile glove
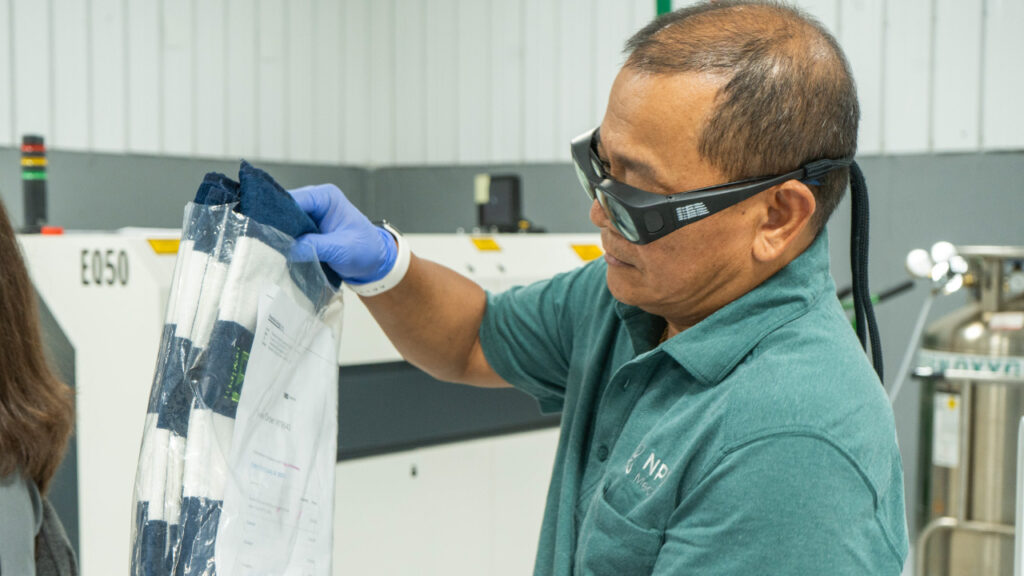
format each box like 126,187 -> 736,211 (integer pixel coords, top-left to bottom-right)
289,184 -> 397,283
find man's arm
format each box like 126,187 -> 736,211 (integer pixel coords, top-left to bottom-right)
290,184 -> 507,388
360,254 -> 509,387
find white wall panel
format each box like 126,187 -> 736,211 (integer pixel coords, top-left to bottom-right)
369,0 -> 395,165
838,0 -> 884,156
932,0 -> 982,152
671,0 -> 701,10
311,0 -> 343,163
194,0 -> 226,158
6,0 -> 1023,165
632,0 -> 657,34
797,0 -> 838,33
0,0 -> 11,146
225,0 -> 258,159
425,0 -> 459,164
982,0 -> 1024,150
12,0 -> 51,139
456,0 -> 491,163
258,0 -> 287,161
395,0 -> 427,164
523,0 -> 558,162
161,0 -> 193,156
90,0 -> 125,152
592,0 -> 633,127
490,0 -> 524,162
883,0 -> 931,154
342,0 -> 371,166
127,0 -> 161,154
557,0 -> 595,160
287,0 -> 314,162
52,0 -> 90,149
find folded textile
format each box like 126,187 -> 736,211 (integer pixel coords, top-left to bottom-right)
200,161 -> 341,288
132,162 -> 340,576
178,233 -> 287,576
134,208 -> 204,576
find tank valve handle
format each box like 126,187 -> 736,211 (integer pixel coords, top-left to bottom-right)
905,241 -> 968,295
889,242 -> 967,405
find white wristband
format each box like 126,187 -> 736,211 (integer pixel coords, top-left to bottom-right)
345,222 -> 411,297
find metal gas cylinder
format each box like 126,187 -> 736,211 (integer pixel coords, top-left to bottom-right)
915,246 -> 1024,576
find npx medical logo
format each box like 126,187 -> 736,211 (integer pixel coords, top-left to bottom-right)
625,443 -> 670,496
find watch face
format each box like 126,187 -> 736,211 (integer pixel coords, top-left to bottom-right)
376,219 -> 402,236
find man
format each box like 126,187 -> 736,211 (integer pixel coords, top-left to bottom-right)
292,1 -> 908,574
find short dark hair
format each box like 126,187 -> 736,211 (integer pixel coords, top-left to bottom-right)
0,197 -> 74,494
624,0 -> 858,231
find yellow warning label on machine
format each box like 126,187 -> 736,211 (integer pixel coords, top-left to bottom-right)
148,238 -> 181,254
572,244 -> 603,261
471,237 -> 501,251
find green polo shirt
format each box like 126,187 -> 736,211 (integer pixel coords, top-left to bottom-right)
479,234 -> 908,575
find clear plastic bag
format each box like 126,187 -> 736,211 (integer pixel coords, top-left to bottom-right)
132,202 -> 342,576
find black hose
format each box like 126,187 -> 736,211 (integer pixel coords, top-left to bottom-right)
876,280 -> 915,303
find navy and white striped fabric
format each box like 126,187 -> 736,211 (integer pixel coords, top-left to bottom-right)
132,163 -> 339,576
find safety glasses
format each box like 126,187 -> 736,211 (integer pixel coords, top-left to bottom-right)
570,126 -> 852,245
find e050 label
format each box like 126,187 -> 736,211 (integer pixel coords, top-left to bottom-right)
80,249 -> 129,286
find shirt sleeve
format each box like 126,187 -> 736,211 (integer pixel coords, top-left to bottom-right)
479,263 -> 598,414
651,434 -> 907,576
0,472 -> 42,575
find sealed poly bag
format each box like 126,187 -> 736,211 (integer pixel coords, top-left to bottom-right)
131,164 -> 343,576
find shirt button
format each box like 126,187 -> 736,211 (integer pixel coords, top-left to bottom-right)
596,445 -> 609,461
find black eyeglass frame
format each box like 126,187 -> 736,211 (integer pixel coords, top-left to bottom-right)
571,126 -> 853,245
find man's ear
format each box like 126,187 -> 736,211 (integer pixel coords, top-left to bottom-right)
751,180 -> 816,263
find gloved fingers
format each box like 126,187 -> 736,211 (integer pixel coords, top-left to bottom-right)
289,236 -> 320,264
294,233 -> 331,261
294,233 -> 344,277
288,184 -> 349,226
294,232 -> 378,279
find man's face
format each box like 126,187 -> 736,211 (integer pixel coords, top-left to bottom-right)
591,68 -> 762,327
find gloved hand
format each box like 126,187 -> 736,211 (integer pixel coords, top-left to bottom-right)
289,184 -> 397,283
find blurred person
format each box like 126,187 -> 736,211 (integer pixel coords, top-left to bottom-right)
0,196 -> 77,575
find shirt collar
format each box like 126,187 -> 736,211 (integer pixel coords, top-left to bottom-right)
615,233 -> 835,385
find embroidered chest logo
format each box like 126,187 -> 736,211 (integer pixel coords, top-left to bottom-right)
625,444 -> 670,496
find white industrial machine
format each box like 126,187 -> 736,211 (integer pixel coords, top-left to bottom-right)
19,230 -> 601,576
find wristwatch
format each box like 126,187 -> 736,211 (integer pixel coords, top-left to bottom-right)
345,220 -> 412,297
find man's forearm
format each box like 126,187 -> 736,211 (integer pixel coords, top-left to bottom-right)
359,254 -> 508,388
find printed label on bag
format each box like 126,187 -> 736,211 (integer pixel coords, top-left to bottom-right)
216,284 -> 338,576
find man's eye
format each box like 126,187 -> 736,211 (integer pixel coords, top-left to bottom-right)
598,157 -> 612,174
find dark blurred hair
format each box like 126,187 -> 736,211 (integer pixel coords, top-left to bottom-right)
624,0 -> 859,231
0,197 -> 74,494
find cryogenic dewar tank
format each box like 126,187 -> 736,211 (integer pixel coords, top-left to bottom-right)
915,246 -> 1024,576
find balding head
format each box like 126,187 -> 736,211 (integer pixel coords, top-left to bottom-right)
624,1 -> 858,231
